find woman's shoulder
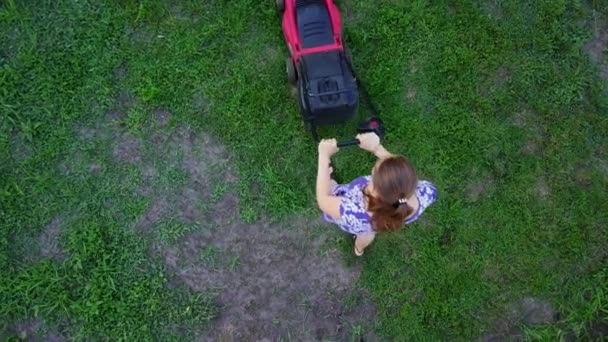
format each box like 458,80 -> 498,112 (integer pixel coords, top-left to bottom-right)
345,175 -> 372,189
356,175 -> 372,183
417,180 -> 437,190
415,180 -> 439,206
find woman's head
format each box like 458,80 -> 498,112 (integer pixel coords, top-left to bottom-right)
367,156 -> 418,232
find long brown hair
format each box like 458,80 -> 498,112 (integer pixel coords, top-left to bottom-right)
366,156 -> 418,232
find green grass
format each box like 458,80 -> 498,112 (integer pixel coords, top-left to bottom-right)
157,218 -> 197,246
1,0 -> 607,340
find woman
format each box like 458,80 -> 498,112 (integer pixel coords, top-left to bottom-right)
317,133 -> 438,256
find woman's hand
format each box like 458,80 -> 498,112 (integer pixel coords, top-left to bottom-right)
356,133 -> 380,153
318,139 -> 339,158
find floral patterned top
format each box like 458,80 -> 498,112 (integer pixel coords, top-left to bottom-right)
322,176 -> 438,234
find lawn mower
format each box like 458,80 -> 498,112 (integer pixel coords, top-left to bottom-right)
276,0 -> 385,147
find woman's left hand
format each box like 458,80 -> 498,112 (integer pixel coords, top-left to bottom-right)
318,139 -> 339,158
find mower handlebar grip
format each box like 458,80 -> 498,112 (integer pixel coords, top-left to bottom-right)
337,139 -> 360,148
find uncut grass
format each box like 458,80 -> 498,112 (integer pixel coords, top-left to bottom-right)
0,1 -> 215,339
1,0 -> 607,340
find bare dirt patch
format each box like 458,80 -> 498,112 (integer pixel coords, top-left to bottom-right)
481,1 -> 504,20
59,131 -> 105,179
2,319 -> 65,342
75,93 -> 377,339
408,59 -> 420,74
493,66 -> 512,88
10,133 -> 33,162
105,90 -> 137,121
480,66 -> 512,97
0,49 -> 8,67
18,216 -> 68,265
465,176 -> 495,203
593,151 -> 608,178
520,140 -> 540,156
57,151 -> 85,176
77,126 -> 98,141
105,108 -> 127,121
134,199 -> 170,233
112,65 -> 127,84
535,177 -> 550,200
175,127 -> 231,181
511,109 -> 545,132
153,108 -> 171,126
112,131 -> 143,164
511,109 -> 548,157
574,165 -> 593,187
192,92 -> 210,115
590,319 -> 608,340
88,162 -> 103,176
126,27 -> 154,46
118,90 -> 137,108
566,236 -> 608,282
257,46 -> 279,67
584,17 -> 608,79
39,217 -> 66,262
163,217 -> 376,341
405,85 -> 417,101
169,3 -> 201,23
127,125 -> 374,340
340,0 -> 364,25
13,319 -> 42,339
481,297 -> 558,341
520,297 -> 558,325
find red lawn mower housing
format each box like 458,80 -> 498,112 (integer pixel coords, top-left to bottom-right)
277,0 -> 359,138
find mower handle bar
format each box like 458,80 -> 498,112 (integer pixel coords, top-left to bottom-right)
337,139 -> 360,148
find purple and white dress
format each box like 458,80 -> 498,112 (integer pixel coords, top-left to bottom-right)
322,176 -> 438,234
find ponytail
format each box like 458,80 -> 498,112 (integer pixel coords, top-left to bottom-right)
366,194 -> 413,232
366,156 -> 418,232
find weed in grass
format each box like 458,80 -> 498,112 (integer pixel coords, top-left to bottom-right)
210,182 -> 228,202
227,255 -> 240,272
199,246 -> 221,270
156,163 -> 190,193
156,218 -> 197,246
239,206 -> 258,223
351,324 -> 364,341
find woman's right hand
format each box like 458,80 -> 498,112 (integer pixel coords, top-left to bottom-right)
357,132 -> 381,153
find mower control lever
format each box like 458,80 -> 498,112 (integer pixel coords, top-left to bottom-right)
335,117 -> 385,149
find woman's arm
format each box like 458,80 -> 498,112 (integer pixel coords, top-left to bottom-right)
371,144 -> 392,159
316,153 -> 332,198
357,133 -> 393,159
316,140 -> 342,220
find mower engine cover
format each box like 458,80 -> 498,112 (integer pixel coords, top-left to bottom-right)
279,0 -> 359,126
298,51 -> 358,125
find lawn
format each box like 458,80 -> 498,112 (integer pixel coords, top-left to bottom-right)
1,0 -> 607,340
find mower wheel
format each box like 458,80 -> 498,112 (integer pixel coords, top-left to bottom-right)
276,0 -> 285,13
286,58 -> 297,84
